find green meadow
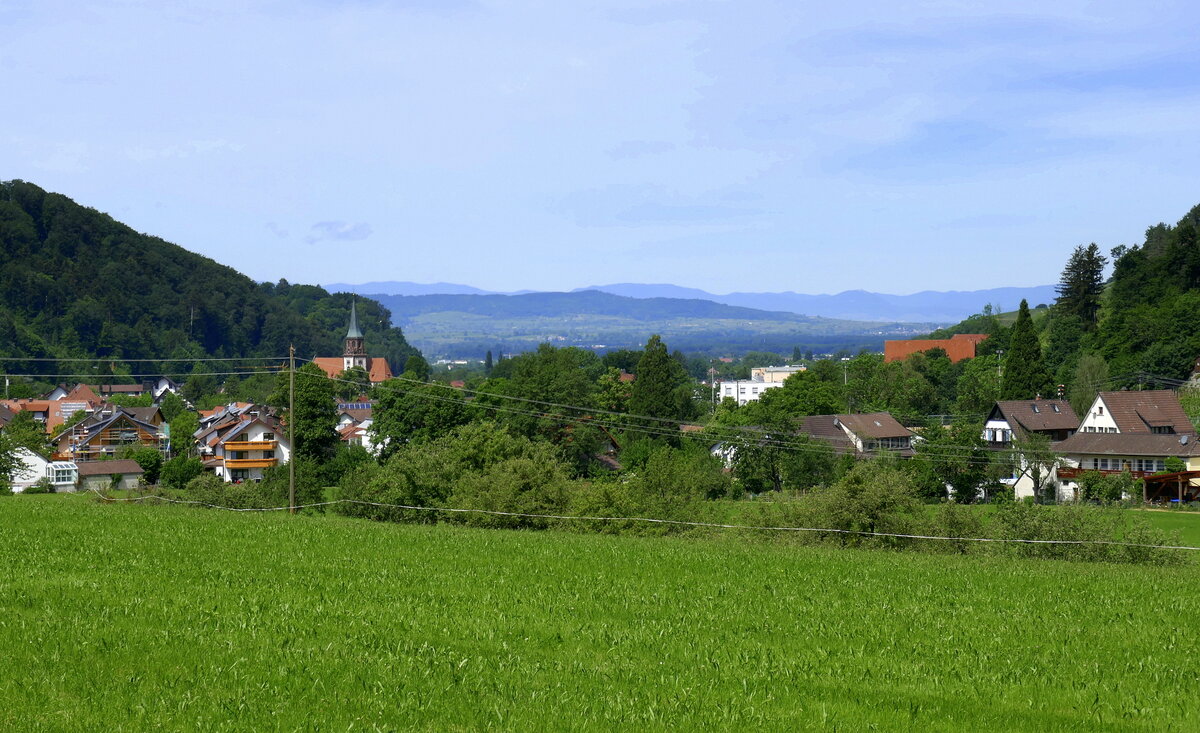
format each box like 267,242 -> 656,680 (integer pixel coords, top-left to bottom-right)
4,495 -> 1200,731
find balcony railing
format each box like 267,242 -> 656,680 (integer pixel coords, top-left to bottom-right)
225,458 -> 278,469
224,441 -> 276,451
1057,467 -> 1155,480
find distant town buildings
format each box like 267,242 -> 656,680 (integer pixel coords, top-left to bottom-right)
312,302 -> 394,384
884,333 -> 989,363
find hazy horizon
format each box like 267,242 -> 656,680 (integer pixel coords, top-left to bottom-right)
4,1 -> 1198,294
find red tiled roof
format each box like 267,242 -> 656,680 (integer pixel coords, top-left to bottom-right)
884,334 -> 989,363
1097,391 -> 1194,435
312,357 -> 394,384
992,399 -> 1079,435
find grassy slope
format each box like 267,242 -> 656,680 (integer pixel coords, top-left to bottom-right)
4,496 -> 1200,731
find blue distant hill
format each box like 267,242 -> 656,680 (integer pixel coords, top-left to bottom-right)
326,280 -> 1056,323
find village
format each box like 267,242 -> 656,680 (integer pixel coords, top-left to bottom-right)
5,309 -> 1199,506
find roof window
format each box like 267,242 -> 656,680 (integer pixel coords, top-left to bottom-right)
1052,404 -> 1060,413
1031,404 -> 1039,413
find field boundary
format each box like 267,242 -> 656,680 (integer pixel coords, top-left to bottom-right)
88,489 -> 1200,552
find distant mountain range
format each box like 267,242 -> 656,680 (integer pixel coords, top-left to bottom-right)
325,281 -> 1058,323
355,290 -> 938,358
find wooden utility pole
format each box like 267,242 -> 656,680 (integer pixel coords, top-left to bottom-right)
289,344 -> 296,515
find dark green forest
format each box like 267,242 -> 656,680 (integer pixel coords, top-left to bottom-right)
0,181 -> 420,377
928,202 -> 1200,392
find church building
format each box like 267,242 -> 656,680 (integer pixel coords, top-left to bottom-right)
312,302 -> 395,383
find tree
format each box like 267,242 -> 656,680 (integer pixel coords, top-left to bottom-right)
954,356 -> 1001,416
370,380 -> 476,461
403,354 -> 430,382
3,410 -> 48,455
126,446 -> 163,484
909,422 -> 991,502
628,335 -> 688,426
0,431 -> 34,493
484,350 -> 493,376
168,410 -> 200,456
1069,354 -> 1108,418
595,367 -> 633,413
160,455 -> 203,490
1001,300 -> 1050,400
1008,432 -> 1062,504
1055,243 -> 1107,327
158,390 -> 186,422
334,366 -> 371,401
272,362 -> 339,464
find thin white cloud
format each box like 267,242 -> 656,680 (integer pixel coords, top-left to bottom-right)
304,221 -> 373,244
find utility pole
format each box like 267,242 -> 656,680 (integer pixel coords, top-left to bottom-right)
289,344 -> 296,515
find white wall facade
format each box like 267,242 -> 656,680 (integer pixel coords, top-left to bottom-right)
1077,395 -> 1120,433
718,380 -> 783,406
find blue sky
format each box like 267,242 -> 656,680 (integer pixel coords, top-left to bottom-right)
3,0 -> 1198,295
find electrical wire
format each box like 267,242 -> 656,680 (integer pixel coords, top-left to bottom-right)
88,489 -> 1200,552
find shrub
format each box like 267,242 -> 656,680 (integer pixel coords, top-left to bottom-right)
160,456 -> 204,491
333,421 -> 545,524
22,477 -> 56,495
800,460 -> 923,548
447,443 -> 572,529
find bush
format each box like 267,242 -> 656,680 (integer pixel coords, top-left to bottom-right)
332,421 -> 547,524
184,473 -> 289,511
160,456 -> 204,491
447,443 -> 572,529
22,477 -> 55,495
799,461 -> 923,549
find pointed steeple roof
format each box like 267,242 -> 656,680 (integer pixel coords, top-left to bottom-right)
346,300 -> 364,339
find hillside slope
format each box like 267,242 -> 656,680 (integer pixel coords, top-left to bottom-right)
0,181 -> 419,375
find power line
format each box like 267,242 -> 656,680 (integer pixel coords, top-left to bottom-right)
89,489 -> 1200,552
0,356 -> 291,363
311,370 -> 1059,466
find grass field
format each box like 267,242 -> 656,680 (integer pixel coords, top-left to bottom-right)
4,495 -> 1200,731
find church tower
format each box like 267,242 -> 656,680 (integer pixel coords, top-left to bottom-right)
343,301 -> 368,372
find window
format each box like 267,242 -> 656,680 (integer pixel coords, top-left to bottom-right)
1097,406 -> 1104,416
1098,458 -> 1110,470
262,433 -> 274,441
1031,404 -> 1040,413
1151,426 -> 1174,435
1052,404 -> 1060,413
263,451 -> 275,460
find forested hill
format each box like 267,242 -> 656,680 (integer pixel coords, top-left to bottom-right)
927,201 -> 1200,386
0,181 -> 420,375
371,290 -> 863,323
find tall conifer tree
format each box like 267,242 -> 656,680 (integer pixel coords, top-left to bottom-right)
1054,243 -> 1107,327
1001,300 -> 1049,400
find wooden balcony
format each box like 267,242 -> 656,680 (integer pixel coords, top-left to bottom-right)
225,458 -> 278,469
224,440 -> 276,451
1057,467 -> 1155,480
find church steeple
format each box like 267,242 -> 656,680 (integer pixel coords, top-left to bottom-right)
346,300 -> 364,340
343,300 -> 367,371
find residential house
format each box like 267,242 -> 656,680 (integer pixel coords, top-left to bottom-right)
983,399 -> 1079,446
1055,390 -> 1200,501
194,405 -> 291,482
0,404 -> 14,429
8,449 -> 78,493
884,333 -> 989,363
75,460 -> 144,491
312,302 -> 395,384
981,399 -> 1079,500
799,412 -> 917,457
50,406 -> 168,462
712,411 -> 915,466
